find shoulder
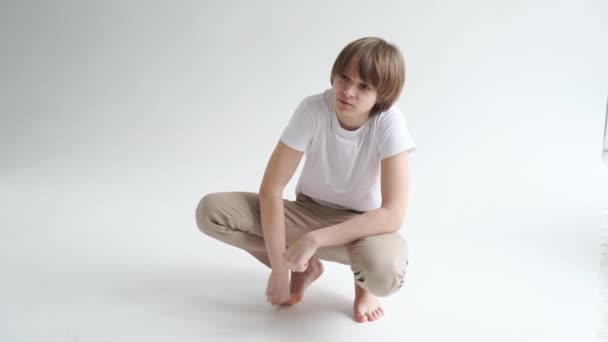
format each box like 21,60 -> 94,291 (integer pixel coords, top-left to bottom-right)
373,105 -> 417,158
293,89 -> 333,126
299,89 -> 332,113
374,106 -> 407,131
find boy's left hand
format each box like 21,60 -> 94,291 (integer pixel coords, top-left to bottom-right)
283,233 -> 319,272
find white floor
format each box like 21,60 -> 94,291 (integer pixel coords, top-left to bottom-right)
1,169 -> 604,342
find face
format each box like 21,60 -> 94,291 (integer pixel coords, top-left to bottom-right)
332,59 -> 378,119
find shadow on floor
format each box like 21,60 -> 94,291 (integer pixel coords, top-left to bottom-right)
111,264 -> 354,339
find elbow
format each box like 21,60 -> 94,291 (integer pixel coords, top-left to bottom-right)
388,222 -> 402,233
383,207 -> 406,233
258,185 -> 282,199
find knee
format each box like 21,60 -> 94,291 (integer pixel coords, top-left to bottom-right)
350,234 -> 409,297
353,260 -> 408,297
195,193 -> 219,235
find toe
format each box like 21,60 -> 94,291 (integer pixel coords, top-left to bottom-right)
375,309 -> 383,319
356,313 -> 368,323
370,310 -> 377,320
285,294 -> 301,305
366,312 -> 374,321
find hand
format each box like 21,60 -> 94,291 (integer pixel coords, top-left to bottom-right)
283,233 -> 319,272
265,269 -> 290,305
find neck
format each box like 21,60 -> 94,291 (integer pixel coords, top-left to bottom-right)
336,111 -> 370,131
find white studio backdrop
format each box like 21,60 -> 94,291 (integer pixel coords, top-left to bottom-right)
1,0 -> 606,195
1,0 -> 607,341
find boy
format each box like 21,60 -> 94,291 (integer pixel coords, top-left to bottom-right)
196,37 -> 416,323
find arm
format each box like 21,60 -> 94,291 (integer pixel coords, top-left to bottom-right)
259,141 -> 304,273
309,151 -> 410,247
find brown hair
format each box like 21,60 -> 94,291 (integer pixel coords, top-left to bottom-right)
330,37 -> 405,116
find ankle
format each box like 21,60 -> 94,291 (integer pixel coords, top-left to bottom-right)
306,258 -> 322,272
354,282 -> 372,298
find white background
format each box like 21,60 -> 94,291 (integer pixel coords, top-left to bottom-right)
1,1 -> 607,341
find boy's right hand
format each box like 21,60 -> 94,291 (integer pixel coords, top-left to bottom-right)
265,269 -> 291,305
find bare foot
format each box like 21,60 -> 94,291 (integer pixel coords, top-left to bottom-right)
285,258 -> 324,305
353,283 -> 384,323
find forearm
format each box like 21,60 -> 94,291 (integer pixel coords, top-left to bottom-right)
258,192 -> 289,273
309,207 -> 401,248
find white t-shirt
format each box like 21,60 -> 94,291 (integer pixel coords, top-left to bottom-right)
280,89 -> 416,212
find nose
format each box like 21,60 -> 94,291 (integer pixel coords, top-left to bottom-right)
343,82 -> 357,98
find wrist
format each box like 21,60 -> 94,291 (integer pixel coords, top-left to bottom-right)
271,265 -> 290,275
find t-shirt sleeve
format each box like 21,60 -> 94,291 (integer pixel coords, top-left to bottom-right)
279,98 -> 316,152
376,109 -> 417,160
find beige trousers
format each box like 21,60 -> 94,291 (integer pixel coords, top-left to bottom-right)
195,191 -> 408,297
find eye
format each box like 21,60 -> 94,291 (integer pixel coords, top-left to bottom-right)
360,83 -> 371,90
340,73 -> 350,81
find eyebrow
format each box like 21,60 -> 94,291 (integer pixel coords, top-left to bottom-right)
342,71 -> 371,87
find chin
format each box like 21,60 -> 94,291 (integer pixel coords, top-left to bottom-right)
337,108 -> 351,116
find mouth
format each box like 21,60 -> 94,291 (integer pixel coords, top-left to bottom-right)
338,98 -> 352,107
